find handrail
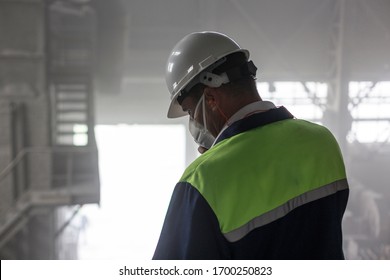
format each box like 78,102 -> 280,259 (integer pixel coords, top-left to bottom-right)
0,145 -> 99,249
0,146 -> 98,185
0,149 -> 27,185
0,192 -> 32,249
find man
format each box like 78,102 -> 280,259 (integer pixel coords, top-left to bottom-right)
153,31 -> 349,259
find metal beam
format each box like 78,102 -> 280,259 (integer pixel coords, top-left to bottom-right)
324,0 -> 351,152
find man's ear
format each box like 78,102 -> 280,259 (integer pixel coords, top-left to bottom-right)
203,87 -> 217,107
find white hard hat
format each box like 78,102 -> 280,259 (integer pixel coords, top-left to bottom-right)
165,31 -> 249,118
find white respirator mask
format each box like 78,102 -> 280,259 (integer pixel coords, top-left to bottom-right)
188,95 -> 215,150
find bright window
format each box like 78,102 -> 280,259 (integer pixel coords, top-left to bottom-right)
257,81 -> 327,123
347,81 -> 390,143
78,124 -> 186,259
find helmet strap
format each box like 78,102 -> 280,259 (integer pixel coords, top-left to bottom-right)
224,60 -> 257,82
200,60 -> 257,87
177,59 -> 257,105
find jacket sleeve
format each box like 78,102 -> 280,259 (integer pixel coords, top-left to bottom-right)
152,182 -> 231,260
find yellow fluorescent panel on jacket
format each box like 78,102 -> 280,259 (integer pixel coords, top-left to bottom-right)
181,119 -> 348,239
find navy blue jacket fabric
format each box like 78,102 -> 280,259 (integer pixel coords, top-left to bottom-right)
153,107 -> 349,260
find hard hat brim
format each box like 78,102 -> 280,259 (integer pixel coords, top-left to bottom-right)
167,95 -> 187,118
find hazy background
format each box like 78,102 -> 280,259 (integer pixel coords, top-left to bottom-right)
0,0 -> 389,260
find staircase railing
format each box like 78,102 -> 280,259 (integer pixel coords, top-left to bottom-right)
0,146 -> 100,250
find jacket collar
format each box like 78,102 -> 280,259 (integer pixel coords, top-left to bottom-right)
214,106 -> 294,145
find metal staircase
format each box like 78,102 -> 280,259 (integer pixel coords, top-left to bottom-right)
52,81 -> 90,146
0,0 -> 100,259
49,1 -> 97,147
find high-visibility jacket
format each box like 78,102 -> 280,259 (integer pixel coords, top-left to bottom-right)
153,106 -> 349,259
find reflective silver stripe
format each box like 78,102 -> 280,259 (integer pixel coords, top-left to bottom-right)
223,179 -> 349,242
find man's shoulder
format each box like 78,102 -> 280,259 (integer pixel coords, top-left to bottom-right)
179,149 -> 216,184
